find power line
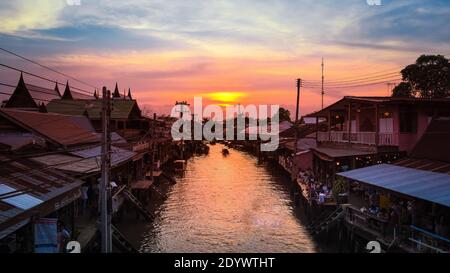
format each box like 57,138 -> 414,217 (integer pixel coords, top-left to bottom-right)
303,71 -> 401,85
302,77 -> 403,89
0,84 -> 149,146
0,63 -> 94,95
302,78 -> 402,89
304,66 -> 403,84
0,46 -> 99,90
0,85 -> 101,111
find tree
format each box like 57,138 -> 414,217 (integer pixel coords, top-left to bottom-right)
392,82 -> 414,98
274,107 -> 291,122
400,55 -> 450,98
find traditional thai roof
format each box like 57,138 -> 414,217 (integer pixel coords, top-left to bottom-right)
112,82 -> 121,98
3,74 -> 61,109
61,81 -> 93,100
127,88 -> 132,100
46,99 -> 141,120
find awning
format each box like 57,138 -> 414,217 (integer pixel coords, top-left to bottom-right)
312,147 -> 374,160
337,164 -> 450,207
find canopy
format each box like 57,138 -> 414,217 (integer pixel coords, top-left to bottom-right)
338,164 -> 450,207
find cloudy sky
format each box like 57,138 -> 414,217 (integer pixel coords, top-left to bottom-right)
0,0 -> 449,115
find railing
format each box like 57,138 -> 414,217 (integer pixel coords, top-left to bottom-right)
379,133 -> 399,146
345,206 -> 391,238
351,132 -> 376,145
318,131 -> 398,146
407,225 -> 450,253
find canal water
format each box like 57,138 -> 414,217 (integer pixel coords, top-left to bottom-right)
139,144 -> 319,253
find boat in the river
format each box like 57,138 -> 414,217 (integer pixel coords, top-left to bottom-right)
222,148 -> 230,156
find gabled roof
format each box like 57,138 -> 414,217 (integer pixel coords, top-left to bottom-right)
46,99 -> 141,120
4,74 -> 60,109
0,109 -> 99,147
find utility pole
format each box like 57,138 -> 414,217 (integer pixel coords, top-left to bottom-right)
100,86 -> 112,253
293,78 -> 301,182
176,101 -> 190,160
321,57 -> 324,109
150,113 -> 156,179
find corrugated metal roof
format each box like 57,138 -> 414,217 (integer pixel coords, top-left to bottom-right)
0,133 -> 46,150
0,155 -> 83,238
31,154 -> 100,174
0,109 -> 99,147
111,132 -> 127,144
0,184 -> 43,210
337,164 -> 450,207
70,145 -> 135,167
32,145 -> 136,174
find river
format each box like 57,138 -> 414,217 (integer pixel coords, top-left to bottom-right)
137,143 -> 319,253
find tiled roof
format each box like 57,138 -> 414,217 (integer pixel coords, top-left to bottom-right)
71,90 -> 94,100
25,84 -> 61,105
0,109 -> 99,147
46,99 -> 140,119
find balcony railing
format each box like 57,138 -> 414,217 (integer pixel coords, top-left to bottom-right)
317,131 -> 398,146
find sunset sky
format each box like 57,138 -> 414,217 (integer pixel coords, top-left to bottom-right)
0,0 -> 449,116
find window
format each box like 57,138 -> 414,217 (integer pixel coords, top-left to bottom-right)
399,111 -> 417,133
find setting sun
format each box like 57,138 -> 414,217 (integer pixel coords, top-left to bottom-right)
205,92 -> 247,105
